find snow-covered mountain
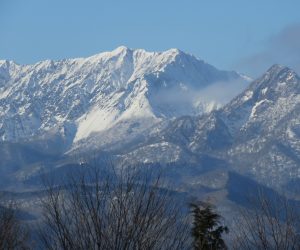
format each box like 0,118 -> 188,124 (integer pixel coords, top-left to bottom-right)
121,64 -> 300,196
0,46 -> 246,152
3,46 -> 300,197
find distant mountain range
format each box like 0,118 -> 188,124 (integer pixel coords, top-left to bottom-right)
1,47 -> 299,203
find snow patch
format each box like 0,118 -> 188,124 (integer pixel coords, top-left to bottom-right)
261,87 -> 268,95
286,127 -> 295,138
242,91 -> 253,102
250,99 -> 269,119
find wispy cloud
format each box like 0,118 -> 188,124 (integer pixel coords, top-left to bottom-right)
196,78 -> 248,105
151,78 -> 249,114
237,23 -> 300,77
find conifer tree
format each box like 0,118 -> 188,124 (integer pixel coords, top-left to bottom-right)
190,202 -> 228,250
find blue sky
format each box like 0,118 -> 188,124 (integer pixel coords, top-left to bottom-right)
1,0 -> 300,76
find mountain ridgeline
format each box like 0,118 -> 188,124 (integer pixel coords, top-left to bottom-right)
0,46 -> 243,144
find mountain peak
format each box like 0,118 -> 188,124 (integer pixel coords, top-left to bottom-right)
239,64 -> 299,102
224,63 -> 300,131
267,64 -> 286,72
165,48 -> 182,55
113,45 -> 132,54
0,60 -> 14,68
266,64 -> 298,81
112,46 -> 184,59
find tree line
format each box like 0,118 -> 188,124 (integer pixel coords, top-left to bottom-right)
0,165 -> 299,250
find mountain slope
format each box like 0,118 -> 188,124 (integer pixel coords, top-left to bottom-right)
121,65 -> 300,194
0,46 -> 245,152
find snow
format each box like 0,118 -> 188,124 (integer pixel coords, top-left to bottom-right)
240,74 -> 253,82
75,107 -> 119,142
287,127 -> 295,138
0,88 -> 10,99
261,87 -> 268,95
250,99 -> 268,119
242,91 -> 253,102
286,72 -> 294,81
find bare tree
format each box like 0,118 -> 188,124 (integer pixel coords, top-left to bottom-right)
39,165 -> 190,250
0,198 -> 30,250
233,191 -> 300,250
